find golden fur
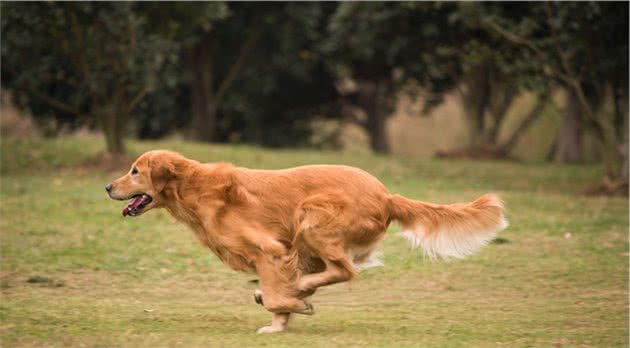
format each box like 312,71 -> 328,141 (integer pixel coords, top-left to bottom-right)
107,150 -> 508,333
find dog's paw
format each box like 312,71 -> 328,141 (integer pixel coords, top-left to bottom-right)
254,289 -> 264,306
256,325 -> 286,334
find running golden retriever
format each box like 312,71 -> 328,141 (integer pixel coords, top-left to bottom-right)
106,150 -> 507,333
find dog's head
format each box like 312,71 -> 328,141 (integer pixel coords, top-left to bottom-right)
106,150 -> 186,217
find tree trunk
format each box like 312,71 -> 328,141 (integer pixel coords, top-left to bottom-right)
620,138 -> 628,183
596,83 -> 627,181
460,62 -> 491,146
104,124 -> 125,154
191,35 -> 217,142
99,110 -> 126,155
553,88 -> 582,162
367,107 -> 390,154
358,79 -> 392,154
618,88 -> 629,182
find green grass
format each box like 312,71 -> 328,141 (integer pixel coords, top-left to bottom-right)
1,136 -> 627,347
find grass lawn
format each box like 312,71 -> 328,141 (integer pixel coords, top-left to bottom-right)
1,137 -> 628,347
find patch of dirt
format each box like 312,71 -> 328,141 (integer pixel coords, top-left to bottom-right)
491,237 -> 511,244
434,145 -> 513,160
583,179 -> 629,197
26,275 -> 65,287
78,152 -> 134,172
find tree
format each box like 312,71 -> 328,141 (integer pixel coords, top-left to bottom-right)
146,2 -> 337,146
134,2 -> 337,145
482,2 -> 629,187
88,2 -> 337,147
323,2 -> 461,153
132,2 -> 229,140
214,3 -> 338,147
324,3 -> 550,156
186,3 -> 262,142
1,2 -> 179,155
552,89 -> 583,162
430,3 -> 553,159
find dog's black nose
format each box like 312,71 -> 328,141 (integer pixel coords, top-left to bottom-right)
105,184 -> 112,192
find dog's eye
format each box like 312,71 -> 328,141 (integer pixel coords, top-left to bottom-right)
131,167 -> 138,175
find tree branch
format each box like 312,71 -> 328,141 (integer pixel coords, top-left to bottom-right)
214,22 -> 265,105
482,18 -> 544,57
482,17 -> 574,84
499,91 -> 549,152
487,82 -> 518,143
27,88 -> 85,117
124,87 -> 150,114
543,3 -> 580,82
68,11 -> 93,88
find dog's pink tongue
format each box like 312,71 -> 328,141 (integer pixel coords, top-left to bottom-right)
122,195 -> 146,217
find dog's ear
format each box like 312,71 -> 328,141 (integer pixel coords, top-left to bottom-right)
150,154 -> 177,193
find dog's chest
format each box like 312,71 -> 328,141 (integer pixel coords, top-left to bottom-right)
165,203 -> 256,272
191,223 -> 256,273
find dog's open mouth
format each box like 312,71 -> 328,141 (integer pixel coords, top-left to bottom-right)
122,194 -> 153,217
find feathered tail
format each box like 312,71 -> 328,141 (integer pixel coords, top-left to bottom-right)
387,193 -> 508,260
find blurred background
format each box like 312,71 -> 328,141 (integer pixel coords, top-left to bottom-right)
1,2 -> 628,192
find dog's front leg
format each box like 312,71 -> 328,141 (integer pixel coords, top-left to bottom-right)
256,312 -> 291,334
253,254 -> 314,333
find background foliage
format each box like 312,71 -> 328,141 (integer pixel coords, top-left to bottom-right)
1,1 -> 628,185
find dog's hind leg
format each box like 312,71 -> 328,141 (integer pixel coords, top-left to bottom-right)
297,256 -> 355,292
294,207 -> 356,291
293,192 -> 387,292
